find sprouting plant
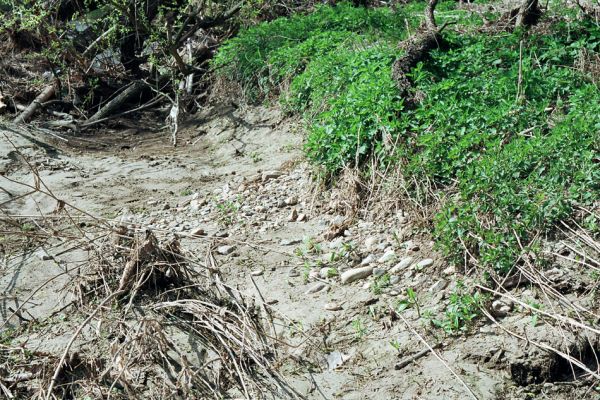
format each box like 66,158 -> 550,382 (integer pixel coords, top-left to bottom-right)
397,287 -> 420,317
250,151 -> 263,163
326,268 -> 338,278
180,188 -> 193,196
302,262 -> 311,284
352,318 -> 367,340
527,300 -> 542,327
289,320 -> 304,336
371,273 -> 391,295
352,318 -> 367,339
215,197 -> 242,226
433,282 -> 483,334
21,223 -> 35,232
390,339 -> 401,352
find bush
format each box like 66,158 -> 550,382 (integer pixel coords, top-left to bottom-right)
214,4 -> 600,273
213,2 -> 409,100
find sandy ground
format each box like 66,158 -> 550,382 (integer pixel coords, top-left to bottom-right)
1,106 -> 598,399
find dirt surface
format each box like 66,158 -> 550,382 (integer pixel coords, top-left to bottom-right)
1,106 -> 599,399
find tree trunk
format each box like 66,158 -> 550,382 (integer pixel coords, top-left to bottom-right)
515,0 -> 541,28
391,0 -> 441,105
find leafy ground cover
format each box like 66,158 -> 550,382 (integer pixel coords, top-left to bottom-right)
214,1 -> 600,274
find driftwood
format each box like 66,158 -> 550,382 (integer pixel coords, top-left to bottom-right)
86,80 -> 146,124
14,84 -> 56,124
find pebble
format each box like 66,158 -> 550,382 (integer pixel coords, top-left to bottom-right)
320,267 -> 331,279
365,237 -> 378,250
297,213 -> 307,222
429,279 -> 448,292
404,240 -> 420,251
360,254 -> 375,266
305,282 -> 327,294
415,258 -> 434,270
216,245 -> 236,255
378,250 -> 396,263
288,209 -> 298,222
280,238 -> 301,246
250,270 -> 263,276
262,170 -> 282,182
390,257 -> 413,274
491,300 -> 513,317
390,276 -> 400,285
324,302 -> 343,311
288,269 -> 300,277
442,265 -> 456,275
190,227 -> 205,237
36,250 -> 52,261
285,196 -> 298,206
190,199 -> 203,211
373,267 -> 386,278
341,266 -> 374,284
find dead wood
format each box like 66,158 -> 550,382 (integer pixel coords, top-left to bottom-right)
13,84 -> 56,124
514,0 -> 541,29
86,81 -> 146,124
391,0 -> 443,105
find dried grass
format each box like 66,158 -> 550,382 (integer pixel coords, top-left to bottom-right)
0,130 -> 298,399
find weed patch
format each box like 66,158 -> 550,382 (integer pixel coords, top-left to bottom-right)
214,3 -> 600,272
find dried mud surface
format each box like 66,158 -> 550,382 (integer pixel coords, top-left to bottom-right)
1,106 -> 598,399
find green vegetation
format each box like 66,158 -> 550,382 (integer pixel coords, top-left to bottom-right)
215,2 -> 600,274
433,283 -> 484,333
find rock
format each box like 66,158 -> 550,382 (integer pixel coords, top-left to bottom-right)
288,209 -> 298,222
288,269 -> 300,277
491,300 -> 513,318
285,196 -> 298,206
390,275 -> 400,285
216,245 -> 235,255
341,266 -> 374,284
360,254 -> 376,266
442,265 -> 456,275
36,250 -> 52,261
250,270 -> 263,276
305,282 -> 327,294
429,279 -> 448,292
190,199 -> 204,211
365,237 -> 378,250
320,267 -> 331,279
262,170 -> 282,182
277,200 -> 286,208
297,213 -> 307,222
415,258 -> 434,269
324,302 -> 343,311
404,240 -> 420,251
373,267 -> 386,278
378,250 -> 396,263
390,257 -> 413,274
280,238 -> 301,246
308,269 -> 320,281
190,227 -> 205,237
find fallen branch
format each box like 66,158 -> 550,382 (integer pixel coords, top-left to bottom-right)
395,342 -> 442,370
86,81 -> 146,124
14,84 -> 56,124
